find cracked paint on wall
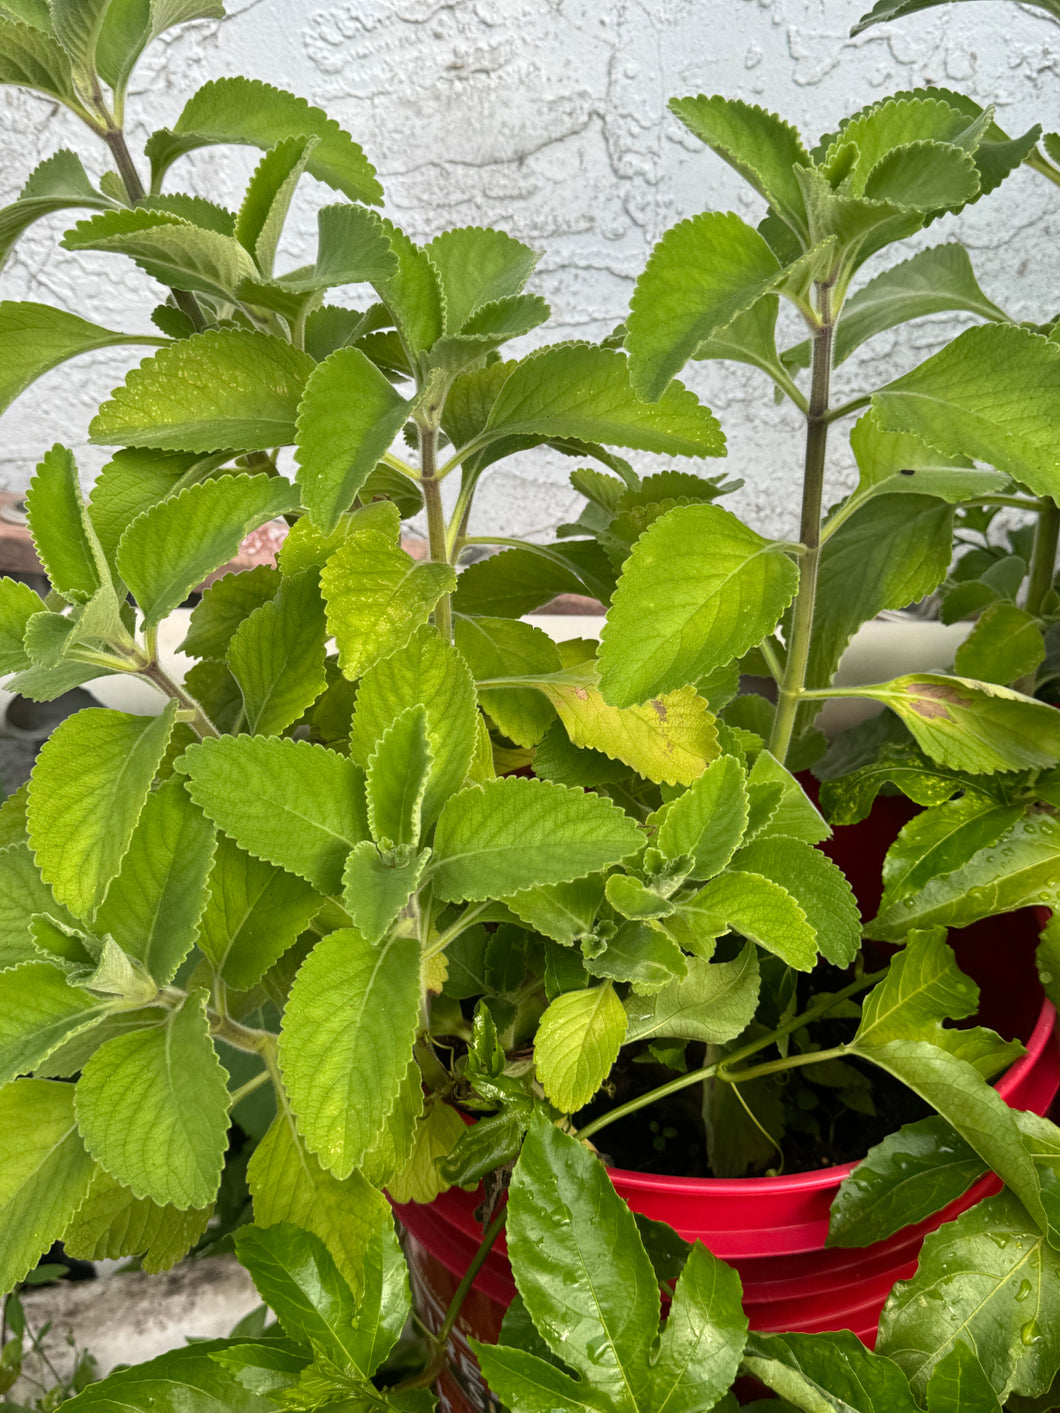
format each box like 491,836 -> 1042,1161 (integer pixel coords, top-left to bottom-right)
0,0 -> 1057,542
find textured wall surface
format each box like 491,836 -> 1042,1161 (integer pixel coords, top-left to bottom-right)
1,0 -> 1057,541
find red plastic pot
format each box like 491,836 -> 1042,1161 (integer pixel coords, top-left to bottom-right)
394,796 -> 1060,1412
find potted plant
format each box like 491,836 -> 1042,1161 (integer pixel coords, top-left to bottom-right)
3,0 -> 1060,1409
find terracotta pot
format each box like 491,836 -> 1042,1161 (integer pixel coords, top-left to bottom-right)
394,795 -> 1059,1412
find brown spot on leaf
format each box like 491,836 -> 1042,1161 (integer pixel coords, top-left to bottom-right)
651,699 -> 668,721
905,682 -> 973,720
574,687 -> 589,700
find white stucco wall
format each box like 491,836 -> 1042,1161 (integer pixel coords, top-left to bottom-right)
0,0 -> 1057,542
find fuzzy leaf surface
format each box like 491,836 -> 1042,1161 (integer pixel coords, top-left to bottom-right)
25,444 -> 105,601
0,19 -> 80,109
93,777 -> 216,985
729,836 -> 860,966
624,945 -> 760,1045
653,753 -> 749,879
295,345 -> 415,533
341,841 -> 429,945
0,842 -> 72,967
178,736 -> 367,893
598,503 -> 798,708
0,301 -> 158,416
91,330 -> 315,453
365,705 -> 431,848
484,344 -> 725,458
872,325 -> 1060,499
684,870 -> 818,970
0,1079 -> 95,1295
226,567 -> 327,735
74,992 -> 229,1209
28,705 -> 175,921
279,929 -> 421,1179
0,961 -> 116,1086
455,614 -> 560,749
432,777 -> 643,901
147,77 -> 382,204
534,983 -> 626,1112
63,1164 -> 211,1273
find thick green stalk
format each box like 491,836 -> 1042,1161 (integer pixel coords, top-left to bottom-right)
1016,496 -> 1060,693
420,425 -> 453,641
768,283 -> 835,766
140,659 -> 221,738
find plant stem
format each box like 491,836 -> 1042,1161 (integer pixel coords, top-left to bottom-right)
210,1012 -> 278,1056
1024,498 -> 1060,620
228,1068 -> 272,1108
768,280 -> 836,766
719,1044 -> 847,1086
420,424 -> 453,641
140,660 -> 221,738
394,1207 -> 507,1393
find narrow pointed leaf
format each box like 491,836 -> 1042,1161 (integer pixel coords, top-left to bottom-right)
279,929 -> 421,1179
75,991 -> 230,1208
0,1079 -> 95,1294
91,330 -> 315,452
117,472 -> 298,628
234,135 -> 316,274
598,503 -> 799,708
177,735 -> 368,893
432,777 -> 643,901
650,1242 -> 748,1413
27,705 -> 176,921
879,794 -> 1024,916
146,77 -> 382,204
55,1341 -> 276,1412
24,444 -> 105,601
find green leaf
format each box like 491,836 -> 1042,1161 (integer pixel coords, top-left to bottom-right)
25,445 -> 113,607
432,776 -> 643,901
872,325 -> 1060,499
598,503 -> 799,708
653,753 -> 749,879
625,212 -> 784,399
234,135 -> 316,275
853,0 -> 1060,34
455,615 -> 561,749
860,674 -> 1060,773
789,244 -> 1008,371
682,869 -> 818,970
0,149 -> 112,270
878,794 -> 1025,917
74,990 -> 229,1208
0,961 -> 116,1086
425,225 -> 539,333
295,345 -> 416,533
0,843 -> 73,967
537,673 -> 721,787
91,330 -> 315,453
806,495 -> 953,705
534,983 -> 627,1112
88,448 -> 215,565
870,813 -> 1060,939
487,1115 -> 660,1401
729,836 -> 860,966
181,563 -> 281,661
926,1342 -> 1002,1413
0,577 -> 44,674
63,1164 -> 211,1273
248,1109 -> 395,1293
484,344 -> 725,458
63,207 -> 257,303
0,1080 -> 95,1295
226,568 -> 327,735
623,944 -> 760,1044
146,77 -> 382,204
648,1242 -> 749,1413
828,1116 -> 984,1249
92,777 -> 216,985
505,876 -> 604,947
96,0 -> 225,98
198,834 -> 321,990
340,841 -> 429,945
322,518 -> 457,681
0,300 -> 159,416
117,472 -> 298,628
0,18 -> 83,111
372,218 -> 444,356
954,603 -> 1045,686
669,94 -> 810,240
743,1329 -> 920,1412
350,626 -> 478,829
279,929 -> 421,1179
365,705 -> 431,847
878,1190 -> 1060,1400
177,735 -> 368,894
27,705 -> 176,922
58,1341 -> 275,1412
845,409 -> 1002,504
452,542 -> 613,618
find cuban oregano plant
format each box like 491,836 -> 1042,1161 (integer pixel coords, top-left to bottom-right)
2,0 -> 1060,1409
